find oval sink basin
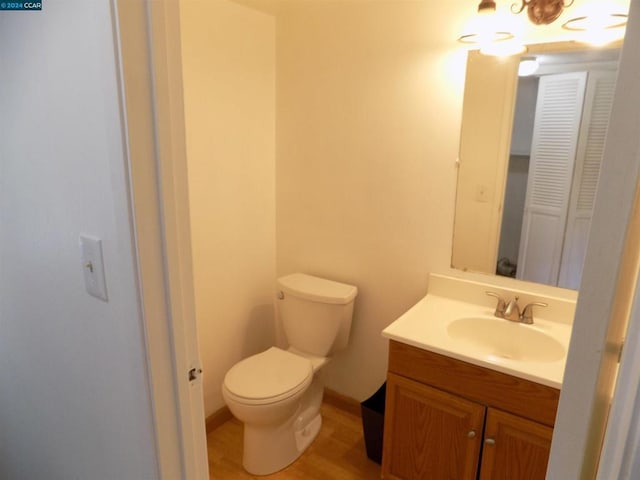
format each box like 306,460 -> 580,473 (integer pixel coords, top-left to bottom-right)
446,317 -> 565,363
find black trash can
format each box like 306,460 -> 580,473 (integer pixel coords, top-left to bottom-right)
360,382 -> 386,464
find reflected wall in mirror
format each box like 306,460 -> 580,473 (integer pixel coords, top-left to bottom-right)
452,42 -> 621,289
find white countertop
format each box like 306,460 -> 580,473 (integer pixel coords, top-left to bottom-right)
382,289 -> 573,389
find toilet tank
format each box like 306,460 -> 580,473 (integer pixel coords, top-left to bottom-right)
277,273 -> 357,357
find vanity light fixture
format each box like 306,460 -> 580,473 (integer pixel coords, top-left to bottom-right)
458,0 -> 512,44
562,13 -> 627,30
562,12 -> 628,46
480,39 -> 528,56
459,0 -> 629,56
458,0 -> 526,56
511,0 -> 573,25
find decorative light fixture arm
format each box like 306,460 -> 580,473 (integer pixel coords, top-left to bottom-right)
511,0 -> 575,25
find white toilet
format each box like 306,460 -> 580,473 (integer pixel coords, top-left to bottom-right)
222,273 -> 358,475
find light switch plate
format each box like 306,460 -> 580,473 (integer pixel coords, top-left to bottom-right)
475,184 -> 491,203
80,234 -> 108,301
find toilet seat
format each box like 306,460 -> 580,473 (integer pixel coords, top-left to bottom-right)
223,347 -> 313,406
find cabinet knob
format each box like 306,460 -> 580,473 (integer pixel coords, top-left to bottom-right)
468,430 -> 476,438
485,438 -> 496,445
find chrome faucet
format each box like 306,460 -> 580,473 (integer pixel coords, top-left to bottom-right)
503,296 -> 521,322
486,292 -> 548,324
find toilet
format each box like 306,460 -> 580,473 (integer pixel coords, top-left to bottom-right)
222,273 -> 358,475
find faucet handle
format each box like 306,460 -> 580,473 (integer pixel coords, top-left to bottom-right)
486,291 -> 506,318
521,302 -> 548,324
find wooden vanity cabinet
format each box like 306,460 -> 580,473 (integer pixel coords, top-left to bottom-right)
383,373 -> 485,479
480,408 -> 553,480
382,340 -> 559,480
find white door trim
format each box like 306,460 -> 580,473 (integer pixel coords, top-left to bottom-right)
112,0 -> 208,478
597,258 -> 640,479
547,0 -> 640,477
146,1 -> 209,478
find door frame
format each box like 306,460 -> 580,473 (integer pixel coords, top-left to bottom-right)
547,0 -> 640,477
114,0 -> 640,478
112,0 -> 208,478
596,221 -> 640,479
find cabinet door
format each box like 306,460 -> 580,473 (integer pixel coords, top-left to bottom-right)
382,373 -> 485,480
480,408 -> 553,480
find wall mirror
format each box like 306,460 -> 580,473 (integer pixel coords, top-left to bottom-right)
451,42 -> 621,289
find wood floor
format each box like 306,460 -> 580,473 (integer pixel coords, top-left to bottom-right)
207,402 -> 382,479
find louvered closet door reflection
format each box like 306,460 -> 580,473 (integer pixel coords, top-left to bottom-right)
517,72 -> 587,285
558,70 -> 617,289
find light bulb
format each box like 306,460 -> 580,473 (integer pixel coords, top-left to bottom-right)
480,39 -> 527,57
562,3 -> 628,46
458,0 -> 525,56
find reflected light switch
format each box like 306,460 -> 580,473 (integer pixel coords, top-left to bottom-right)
80,234 -> 108,301
476,184 -> 491,203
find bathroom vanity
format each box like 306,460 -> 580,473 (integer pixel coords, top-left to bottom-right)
380,274 -> 575,480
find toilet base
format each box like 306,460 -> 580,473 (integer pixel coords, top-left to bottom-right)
295,412 -> 322,453
242,413 -> 298,475
241,377 -> 324,476
242,412 -> 322,476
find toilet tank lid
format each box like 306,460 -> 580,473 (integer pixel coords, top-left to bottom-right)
277,273 -> 357,305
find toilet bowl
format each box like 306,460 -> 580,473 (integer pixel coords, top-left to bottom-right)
222,347 -> 322,475
222,273 -> 357,475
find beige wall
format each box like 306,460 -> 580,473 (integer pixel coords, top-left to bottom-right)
276,1 -> 468,400
180,0 -> 276,415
